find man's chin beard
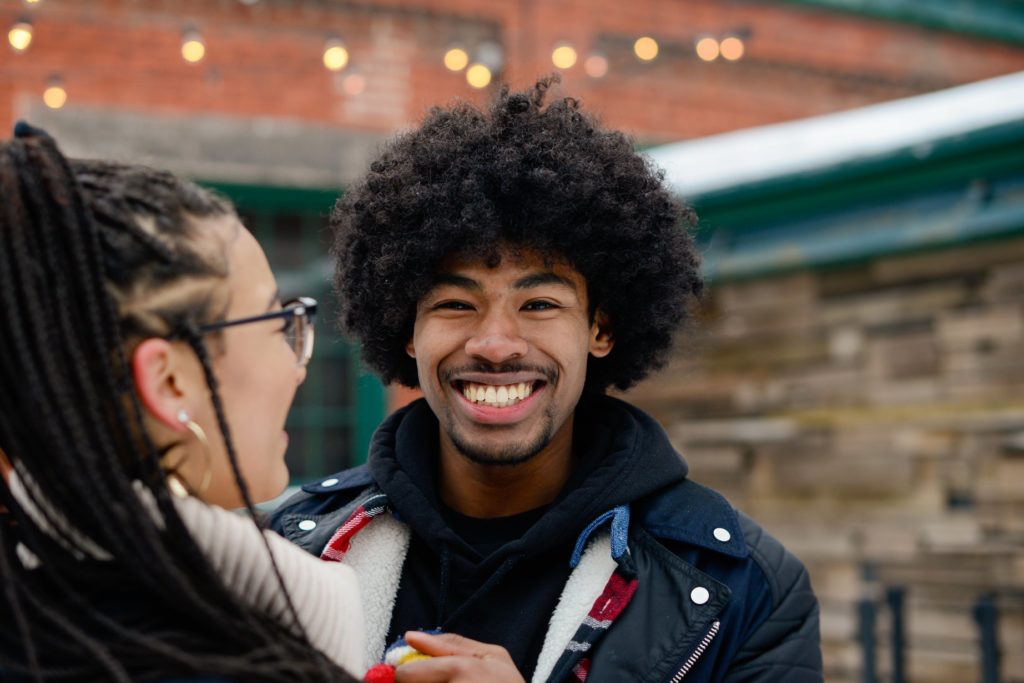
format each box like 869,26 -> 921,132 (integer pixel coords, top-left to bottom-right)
448,422 -> 554,467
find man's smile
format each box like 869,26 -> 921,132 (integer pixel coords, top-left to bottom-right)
455,380 -> 543,408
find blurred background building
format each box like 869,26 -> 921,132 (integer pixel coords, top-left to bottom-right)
3,0 -> 1023,680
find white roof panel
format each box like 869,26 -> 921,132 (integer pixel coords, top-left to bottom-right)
645,70 -> 1024,199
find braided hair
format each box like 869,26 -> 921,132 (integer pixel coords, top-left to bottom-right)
0,128 -> 356,682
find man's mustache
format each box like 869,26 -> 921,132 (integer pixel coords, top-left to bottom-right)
441,362 -> 557,385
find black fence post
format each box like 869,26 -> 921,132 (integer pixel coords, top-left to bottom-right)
886,586 -> 906,683
858,564 -> 878,683
974,594 -> 1000,683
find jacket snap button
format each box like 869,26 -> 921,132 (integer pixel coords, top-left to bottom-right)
690,586 -> 710,605
298,519 -> 317,531
713,527 -> 731,542
321,478 -> 339,487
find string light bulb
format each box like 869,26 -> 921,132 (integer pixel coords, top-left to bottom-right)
323,36 -> 349,71
43,75 -> 66,109
465,63 -> 492,89
342,70 -> 365,95
551,41 -> 577,69
443,44 -> 469,71
8,19 -> 33,52
720,36 -> 745,61
695,36 -> 719,62
584,51 -> 609,79
633,36 -> 659,62
181,28 -> 205,63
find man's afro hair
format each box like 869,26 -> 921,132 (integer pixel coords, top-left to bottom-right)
330,76 -> 703,392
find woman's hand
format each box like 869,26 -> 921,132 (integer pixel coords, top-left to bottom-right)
394,631 -> 526,683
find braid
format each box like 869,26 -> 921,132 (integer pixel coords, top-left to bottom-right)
0,131 -> 354,681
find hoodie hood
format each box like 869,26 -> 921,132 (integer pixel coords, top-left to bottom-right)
367,394 -> 689,565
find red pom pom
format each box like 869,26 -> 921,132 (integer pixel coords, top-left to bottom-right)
364,663 -> 396,683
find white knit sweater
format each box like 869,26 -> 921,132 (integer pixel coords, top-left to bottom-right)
174,495 -> 366,674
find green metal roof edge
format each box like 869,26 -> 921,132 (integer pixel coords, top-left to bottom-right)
198,180 -> 342,213
690,120 -> 1024,217
781,0 -> 1024,45
691,121 -> 1024,282
703,201 -> 1024,282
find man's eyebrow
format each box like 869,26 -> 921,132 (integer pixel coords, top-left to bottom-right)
431,274 -> 481,291
429,271 -> 577,291
513,272 -> 577,291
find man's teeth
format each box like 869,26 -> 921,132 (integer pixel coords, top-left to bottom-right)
462,382 -> 534,407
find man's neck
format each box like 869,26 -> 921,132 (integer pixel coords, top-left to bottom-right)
437,417 -> 575,519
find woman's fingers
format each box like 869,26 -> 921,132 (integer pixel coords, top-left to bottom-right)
403,631 -> 509,660
394,632 -> 525,683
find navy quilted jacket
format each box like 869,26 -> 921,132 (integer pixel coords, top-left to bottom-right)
270,397 -> 822,682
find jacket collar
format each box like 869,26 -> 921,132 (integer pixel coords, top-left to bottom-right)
636,478 -> 748,559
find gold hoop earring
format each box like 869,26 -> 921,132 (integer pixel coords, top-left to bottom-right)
165,409 -> 214,497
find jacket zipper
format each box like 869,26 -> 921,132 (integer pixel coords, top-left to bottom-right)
668,620 -> 720,682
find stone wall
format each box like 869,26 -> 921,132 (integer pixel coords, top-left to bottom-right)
628,236 -> 1024,682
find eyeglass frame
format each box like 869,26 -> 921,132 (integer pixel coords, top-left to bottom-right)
196,296 -> 318,367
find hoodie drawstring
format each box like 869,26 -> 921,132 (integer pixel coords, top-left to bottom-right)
435,543 -> 451,627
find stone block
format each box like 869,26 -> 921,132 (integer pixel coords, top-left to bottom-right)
772,367 -> 867,408
814,562 -> 863,603
670,417 -> 800,445
981,261 -> 1024,304
866,331 -> 941,381
858,526 -> 921,563
920,517 -> 983,551
873,237 -> 1024,284
866,377 -> 942,407
819,599 -> 857,641
760,522 -> 856,563
766,449 -> 915,498
716,273 -> 817,313
818,281 -> 966,329
976,459 -> 1024,504
937,305 -> 1024,353
676,445 -> 746,475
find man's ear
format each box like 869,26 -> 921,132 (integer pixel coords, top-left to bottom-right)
589,310 -> 614,358
132,338 -> 189,432
405,338 -> 416,358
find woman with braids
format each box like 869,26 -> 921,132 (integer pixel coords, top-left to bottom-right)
0,124 -> 366,682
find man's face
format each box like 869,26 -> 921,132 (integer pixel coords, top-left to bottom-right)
407,249 -> 613,466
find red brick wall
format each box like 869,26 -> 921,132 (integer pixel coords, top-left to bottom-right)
3,0 -> 1024,143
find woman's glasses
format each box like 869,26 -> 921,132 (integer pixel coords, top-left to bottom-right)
198,297 -> 317,367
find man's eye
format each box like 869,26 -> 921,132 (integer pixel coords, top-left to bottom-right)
435,301 -> 473,311
523,300 -> 558,311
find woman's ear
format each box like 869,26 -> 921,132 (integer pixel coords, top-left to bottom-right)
132,338 -> 189,431
589,310 -> 614,358
0,447 -> 11,483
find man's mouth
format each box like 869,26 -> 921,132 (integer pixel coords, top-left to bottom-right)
453,380 -> 544,408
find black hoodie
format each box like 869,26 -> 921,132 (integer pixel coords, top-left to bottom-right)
370,394 -> 689,676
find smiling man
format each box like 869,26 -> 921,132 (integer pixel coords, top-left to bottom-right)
270,78 -> 822,683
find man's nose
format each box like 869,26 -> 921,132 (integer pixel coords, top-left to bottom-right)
465,311 -> 528,363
